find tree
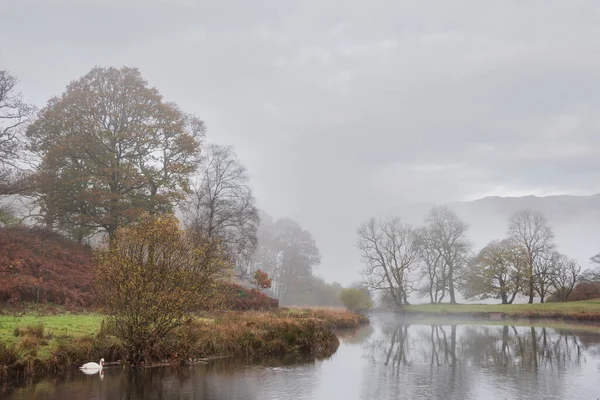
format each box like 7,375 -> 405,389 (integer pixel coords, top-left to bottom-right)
592,253 -> 600,265
95,214 -> 229,366
184,143 -> 258,277
251,269 -> 272,291
415,226 -> 446,303
339,287 -> 373,312
508,210 -> 555,303
357,217 -> 419,309
421,206 -> 471,304
27,66 -> 204,242
549,253 -> 581,302
0,70 -> 35,196
251,212 -> 321,303
461,239 -> 525,304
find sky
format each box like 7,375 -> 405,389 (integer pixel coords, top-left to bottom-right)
2,0 -> 600,284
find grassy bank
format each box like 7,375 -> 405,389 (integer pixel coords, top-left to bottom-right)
403,300 -> 600,320
0,307 -> 368,379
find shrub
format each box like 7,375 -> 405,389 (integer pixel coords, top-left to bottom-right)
14,322 -> 45,338
339,288 -> 373,312
95,214 -> 230,366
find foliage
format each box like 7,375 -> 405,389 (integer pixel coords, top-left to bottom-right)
184,143 -> 259,277
252,269 -> 272,290
461,239 -> 525,304
339,288 -> 373,312
94,213 -> 230,366
0,227 -> 94,306
27,66 -> 204,241
214,282 -> 278,311
567,282 -> 600,302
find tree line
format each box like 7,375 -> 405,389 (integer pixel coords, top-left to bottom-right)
0,66 -> 341,306
358,206 -> 599,307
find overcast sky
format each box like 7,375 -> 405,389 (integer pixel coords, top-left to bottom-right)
2,0 -> 600,284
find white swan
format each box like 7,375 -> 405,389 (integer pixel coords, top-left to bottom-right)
80,358 -> 104,370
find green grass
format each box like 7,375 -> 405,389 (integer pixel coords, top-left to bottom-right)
404,300 -> 600,317
0,313 -> 102,359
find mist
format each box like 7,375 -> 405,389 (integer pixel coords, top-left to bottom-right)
1,0 -> 599,298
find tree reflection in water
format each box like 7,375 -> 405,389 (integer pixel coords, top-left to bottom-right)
366,318 -> 591,399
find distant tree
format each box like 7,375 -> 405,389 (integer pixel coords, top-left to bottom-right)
0,70 -> 35,196
549,252 -> 581,302
461,239 -> 525,304
421,206 -> 471,304
357,217 -> 419,309
251,269 -> 272,291
508,210 -> 555,303
592,253 -> 600,265
95,214 -> 229,366
184,143 -> 258,277
415,226 -> 447,303
339,287 -> 373,312
27,66 -> 204,242
251,213 -> 321,303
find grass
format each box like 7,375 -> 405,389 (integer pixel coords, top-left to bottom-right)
0,313 -> 103,358
0,307 -> 367,378
404,300 -> 600,320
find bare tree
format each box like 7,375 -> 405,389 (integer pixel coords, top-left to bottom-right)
415,227 -> 447,303
508,210 -> 555,303
0,70 -> 35,195
184,143 -> 259,277
422,206 -> 471,304
550,253 -> 581,302
461,238 -> 525,304
533,250 -> 556,303
358,217 -> 419,308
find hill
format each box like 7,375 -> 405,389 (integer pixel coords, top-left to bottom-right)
0,227 -> 94,307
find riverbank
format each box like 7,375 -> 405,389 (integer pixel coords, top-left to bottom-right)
402,300 -> 600,321
0,307 -> 368,379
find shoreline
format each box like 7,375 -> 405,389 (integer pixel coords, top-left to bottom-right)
0,308 -> 369,381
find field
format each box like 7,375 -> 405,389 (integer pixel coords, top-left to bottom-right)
404,300 -> 600,319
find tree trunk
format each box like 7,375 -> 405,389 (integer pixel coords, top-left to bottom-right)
500,292 -> 508,304
528,277 -> 535,304
448,270 -> 456,304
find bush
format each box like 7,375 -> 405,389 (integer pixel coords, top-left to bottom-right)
568,282 -> 600,301
14,323 -> 45,338
339,288 -> 373,312
95,214 -> 230,366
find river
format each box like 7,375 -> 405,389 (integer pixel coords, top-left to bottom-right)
5,313 -> 600,399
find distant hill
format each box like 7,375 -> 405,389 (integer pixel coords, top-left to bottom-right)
392,194 -> 600,271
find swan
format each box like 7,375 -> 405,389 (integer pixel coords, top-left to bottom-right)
80,358 -> 104,370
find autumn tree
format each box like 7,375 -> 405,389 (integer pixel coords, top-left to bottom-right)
27,66 -> 204,242
461,239 -> 525,304
251,269 -> 272,290
184,143 -> 258,277
0,70 -> 35,196
357,217 -> 419,308
95,214 -> 229,366
508,210 -> 555,303
421,206 -> 471,304
339,287 -> 373,312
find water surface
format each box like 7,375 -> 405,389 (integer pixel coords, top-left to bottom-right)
5,314 -> 600,399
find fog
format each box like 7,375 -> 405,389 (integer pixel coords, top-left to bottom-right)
1,0 -> 599,287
